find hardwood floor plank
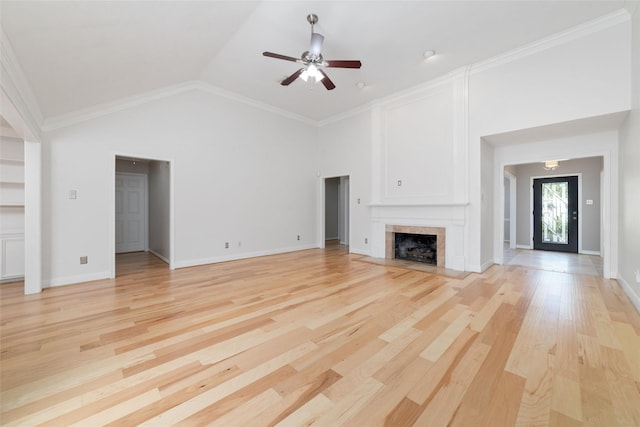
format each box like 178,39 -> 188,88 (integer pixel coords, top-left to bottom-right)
2,248 -> 639,426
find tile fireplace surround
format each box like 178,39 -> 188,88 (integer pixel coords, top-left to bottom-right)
385,224 -> 446,268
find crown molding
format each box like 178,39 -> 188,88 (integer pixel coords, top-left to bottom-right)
0,27 -> 43,140
470,8 -> 630,75
42,80 -> 316,131
194,82 -> 316,126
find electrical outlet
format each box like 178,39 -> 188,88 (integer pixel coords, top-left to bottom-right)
80,256 -> 88,264
238,241 -> 241,247
635,269 -> 640,283
357,198 -> 361,204
297,235 -> 300,241
365,238 -> 368,244
225,242 -> 229,249
397,180 -> 402,187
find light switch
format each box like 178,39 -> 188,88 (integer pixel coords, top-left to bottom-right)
586,199 -> 593,205
69,190 -> 77,199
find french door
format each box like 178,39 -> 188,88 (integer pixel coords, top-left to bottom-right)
533,176 -> 578,253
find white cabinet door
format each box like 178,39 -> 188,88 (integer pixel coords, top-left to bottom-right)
115,174 -> 146,254
1,237 -> 24,279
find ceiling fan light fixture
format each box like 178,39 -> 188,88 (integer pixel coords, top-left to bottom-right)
264,13 -> 361,90
300,64 -> 323,83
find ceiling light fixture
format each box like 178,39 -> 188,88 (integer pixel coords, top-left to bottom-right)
543,160 -> 559,170
299,63 -> 324,83
423,50 -> 436,60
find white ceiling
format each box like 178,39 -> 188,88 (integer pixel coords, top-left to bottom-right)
0,1 -> 628,122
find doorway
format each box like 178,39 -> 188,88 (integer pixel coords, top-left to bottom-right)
112,155 -> 173,277
323,176 -> 349,247
533,176 -> 578,253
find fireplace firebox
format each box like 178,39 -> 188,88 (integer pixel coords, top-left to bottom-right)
394,233 -> 437,264
385,225 -> 446,268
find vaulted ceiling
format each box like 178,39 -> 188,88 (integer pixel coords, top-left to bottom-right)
0,1 -> 627,122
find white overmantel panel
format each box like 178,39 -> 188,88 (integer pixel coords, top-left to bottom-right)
371,70 -> 469,206
370,203 -> 467,271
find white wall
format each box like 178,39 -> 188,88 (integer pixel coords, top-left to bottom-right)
469,13 -> 631,271
41,89 -> 317,286
317,110 -> 372,255
619,3 -> 640,310
148,160 -> 170,262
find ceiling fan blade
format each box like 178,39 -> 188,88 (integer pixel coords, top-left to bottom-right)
324,60 -> 362,69
318,69 -> 336,90
281,68 -> 305,86
263,52 -> 300,63
309,33 -> 324,56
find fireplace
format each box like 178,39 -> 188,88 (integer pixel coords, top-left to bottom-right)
386,225 -> 445,267
395,233 -> 437,264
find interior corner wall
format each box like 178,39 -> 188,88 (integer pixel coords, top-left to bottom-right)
116,158 -> 149,174
480,139 -> 494,270
317,111 -> 372,255
468,16 -> 632,271
41,89 -> 317,287
148,160 -> 170,262
619,4 -> 640,310
324,177 -> 339,240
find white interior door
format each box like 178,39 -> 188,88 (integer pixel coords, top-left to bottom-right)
115,173 -> 147,253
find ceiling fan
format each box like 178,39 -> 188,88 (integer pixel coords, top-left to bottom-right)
263,14 -> 362,90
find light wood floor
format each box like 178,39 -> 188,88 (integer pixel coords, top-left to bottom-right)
1,246 -> 639,426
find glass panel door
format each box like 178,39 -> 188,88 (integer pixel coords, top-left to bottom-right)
541,181 -> 568,244
533,176 -> 578,253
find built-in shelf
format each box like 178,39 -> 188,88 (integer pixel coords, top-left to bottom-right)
0,140 -> 25,281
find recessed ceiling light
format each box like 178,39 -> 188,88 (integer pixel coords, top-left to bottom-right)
356,82 -> 366,89
423,50 -> 436,60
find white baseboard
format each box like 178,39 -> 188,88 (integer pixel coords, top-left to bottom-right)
149,249 -> 169,264
325,236 -> 339,241
617,276 -> 640,314
349,247 -> 372,256
173,244 -> 318,269
580,250 -> 601,256
480,260 -> 494,272
516,244 -> 532,250
44,271 -> 111,288
465,264 -> 482,273
446,255 -> 466,272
